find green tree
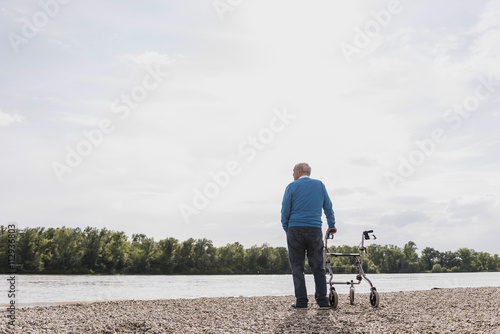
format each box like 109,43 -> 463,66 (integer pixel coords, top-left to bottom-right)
256,243 -> 275,273
431,263 -> 443,273
129,234 -> 160,274
456,248 -> 476,272
273,246 -> 290,273
438,251 -> 460,271
366,244 -> 384,271
369,245 -> 405,273
420,247 -> 439,271
475,252 -> 494,271
157,237 -> 178,274
0,226 -> 15,274
361,257 -> 379,274
81,227 -> 109,273
387,246 -> 405,272
103,231 -> 130,273
217,242 -> 245,274
47,227 -> 82,273
492,254 -> 500,271
16,227 -> 46,273
244,245 -> 262,274
402,241 -> 420,272
174,238 -> 195,274
192,238 -> 217,274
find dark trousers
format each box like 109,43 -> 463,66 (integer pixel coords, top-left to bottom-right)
287,226 -> 328,306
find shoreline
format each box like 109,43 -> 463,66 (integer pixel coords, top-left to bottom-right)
4,271 -> 499,276
2,287 -> 499,333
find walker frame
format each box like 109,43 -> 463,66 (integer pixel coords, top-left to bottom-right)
324,230 -> 380,308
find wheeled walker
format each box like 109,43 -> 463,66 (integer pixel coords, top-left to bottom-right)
324,230 -> 380,308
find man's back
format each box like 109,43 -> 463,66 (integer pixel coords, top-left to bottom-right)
281,176 -> 335,230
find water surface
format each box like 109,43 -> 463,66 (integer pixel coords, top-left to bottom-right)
2,272 -> 499,307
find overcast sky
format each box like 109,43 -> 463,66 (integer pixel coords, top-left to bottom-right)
1,0 -> 499,255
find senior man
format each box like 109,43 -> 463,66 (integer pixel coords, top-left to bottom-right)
281,162 -> 337,309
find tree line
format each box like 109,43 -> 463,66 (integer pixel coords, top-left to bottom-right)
328,241 -> 499,274
1,226 -> 498,274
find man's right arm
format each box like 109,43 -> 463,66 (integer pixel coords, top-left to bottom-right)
322,183 -> 336,229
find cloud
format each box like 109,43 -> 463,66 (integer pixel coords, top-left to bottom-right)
0,109 -> 24,127
57,112 -> 100,126
122,51 -> 173,67
333,187 -> 378,197
347,157 -> 379,167
48,39 -> 72,50
444,193 -> 500,223
471,0 -> 500,33
464,0 -> 500,75
380,210 -> 429,226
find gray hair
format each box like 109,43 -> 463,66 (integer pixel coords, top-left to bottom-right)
294,162 -> 311,174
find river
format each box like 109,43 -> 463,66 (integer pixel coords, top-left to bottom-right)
2,272 -> 499,307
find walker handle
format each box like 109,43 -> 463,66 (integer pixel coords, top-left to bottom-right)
363,230 -> 374,240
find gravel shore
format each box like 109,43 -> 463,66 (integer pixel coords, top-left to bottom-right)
3,287 -> 499,333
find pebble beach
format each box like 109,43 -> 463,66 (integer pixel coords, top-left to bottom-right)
3,287 -> 499,333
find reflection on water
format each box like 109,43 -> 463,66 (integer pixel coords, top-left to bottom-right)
1,272 -> 499,306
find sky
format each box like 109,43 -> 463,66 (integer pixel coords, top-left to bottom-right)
1,0 -> 499,255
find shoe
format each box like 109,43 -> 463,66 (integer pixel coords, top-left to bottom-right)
291,303 -> 307,309
318,304 -> 332,310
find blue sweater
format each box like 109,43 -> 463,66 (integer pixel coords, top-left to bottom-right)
281,177 -> 335,232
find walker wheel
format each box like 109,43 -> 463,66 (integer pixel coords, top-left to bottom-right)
369,289 -> 380,307
329,288 -> 338,309
349,287 -> 355,305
